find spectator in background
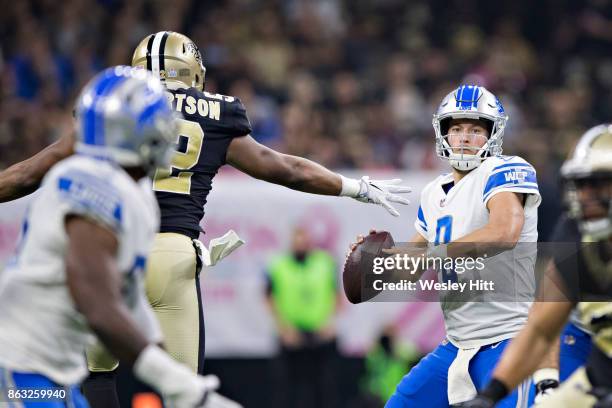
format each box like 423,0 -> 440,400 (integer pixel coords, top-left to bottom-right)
230,78 -> 282,147
265,226 -> 340,408
354,326 -> 422,408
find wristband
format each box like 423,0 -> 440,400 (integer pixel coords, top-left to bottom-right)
339,175 -> 361,197
480,378 -> 509,403
533,368 -> 559,384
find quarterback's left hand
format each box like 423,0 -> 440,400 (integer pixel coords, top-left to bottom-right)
455,395 -> 496,408
353,176 -> 411,216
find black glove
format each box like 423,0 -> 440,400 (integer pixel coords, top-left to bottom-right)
457,378 -> 509,408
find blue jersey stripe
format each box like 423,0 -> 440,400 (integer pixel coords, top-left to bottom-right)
417,205 -> 427,227
492,162 -> 534,172
483,168 -> 538,197
57,172 -> 123,228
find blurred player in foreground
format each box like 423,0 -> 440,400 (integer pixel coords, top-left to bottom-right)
350,85 -> 542,407
461,125 -> 612,408
0,66 -> 238,408
0,31 -> 411,407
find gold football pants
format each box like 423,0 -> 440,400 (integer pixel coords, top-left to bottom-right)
537,366 -> 597,407
87,232 -> 205,374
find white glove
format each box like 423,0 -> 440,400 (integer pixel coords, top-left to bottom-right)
134,345 -> 243,408
341,175 -> 411,216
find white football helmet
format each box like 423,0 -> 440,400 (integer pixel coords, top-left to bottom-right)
433,85 -> 508,171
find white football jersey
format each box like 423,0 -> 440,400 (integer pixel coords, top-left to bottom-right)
0,156 -> 162,385
415,155 -> 541,348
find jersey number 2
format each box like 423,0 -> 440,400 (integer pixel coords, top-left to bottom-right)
153,119 -> 204,194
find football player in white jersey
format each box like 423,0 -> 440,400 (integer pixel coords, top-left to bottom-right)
351,85 -> 542,407
0,66 -> 238,408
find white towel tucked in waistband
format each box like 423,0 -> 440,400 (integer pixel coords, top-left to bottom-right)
194,229 -> 245,267
447,346 -> 480,405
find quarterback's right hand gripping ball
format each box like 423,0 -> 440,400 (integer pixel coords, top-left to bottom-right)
343,230 -> 394,304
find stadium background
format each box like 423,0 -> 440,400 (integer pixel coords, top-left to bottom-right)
1,0 -> 611,406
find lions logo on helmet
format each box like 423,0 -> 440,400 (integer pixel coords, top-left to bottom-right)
432,85 -> 509,171
132,31 -> 206,91
74,65 -> 177,174
561,124 -> 612,240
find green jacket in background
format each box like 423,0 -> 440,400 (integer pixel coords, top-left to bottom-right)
268,250 -> 336,331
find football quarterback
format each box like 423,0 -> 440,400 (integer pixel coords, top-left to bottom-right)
351,85 -> 541,407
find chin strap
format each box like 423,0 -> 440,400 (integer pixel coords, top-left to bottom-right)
449,154 -> 483,171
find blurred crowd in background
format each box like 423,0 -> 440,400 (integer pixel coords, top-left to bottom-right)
1,0 -> 611,237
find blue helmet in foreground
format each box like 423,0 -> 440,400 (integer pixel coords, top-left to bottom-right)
433,85 -> 508,171
75,65 -> 177,174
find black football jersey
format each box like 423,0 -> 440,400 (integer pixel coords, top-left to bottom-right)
153,87 -> 252,239
550,216 -> 612,387
550,216 -> 612,301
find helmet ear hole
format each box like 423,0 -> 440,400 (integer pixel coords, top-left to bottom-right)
440,118 -> 450,136
484,120 -> 494,137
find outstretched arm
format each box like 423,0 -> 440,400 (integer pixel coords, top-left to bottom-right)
0,132 -> 74,203
227,135 -> 342,195
226,135 -> 411,215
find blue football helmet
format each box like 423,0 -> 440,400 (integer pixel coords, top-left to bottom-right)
74,65 -> 177,174
432,85 -> 508,171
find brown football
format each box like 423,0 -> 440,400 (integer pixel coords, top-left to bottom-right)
343,231 -> 394,304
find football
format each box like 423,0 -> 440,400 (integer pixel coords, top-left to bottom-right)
343,231 -> 395,304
